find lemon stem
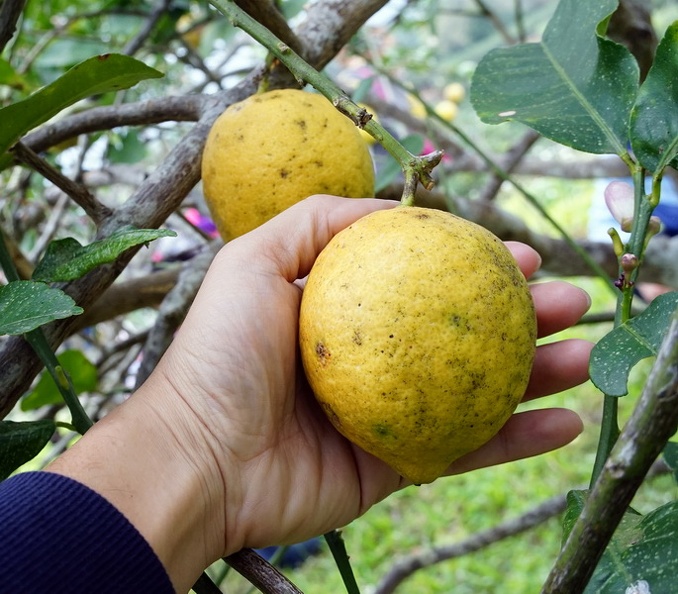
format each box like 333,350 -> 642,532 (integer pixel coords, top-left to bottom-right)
208,0 -> 443,206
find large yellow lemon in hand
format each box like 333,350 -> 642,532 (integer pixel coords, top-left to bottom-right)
299,206 -> 537,485
201,89 -> 375,241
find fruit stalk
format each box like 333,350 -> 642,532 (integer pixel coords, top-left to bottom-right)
208,0 -> 443,205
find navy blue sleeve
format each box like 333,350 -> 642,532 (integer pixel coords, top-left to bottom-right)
0,471 -> 175,594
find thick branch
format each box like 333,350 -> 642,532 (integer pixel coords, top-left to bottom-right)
542,308 -> 678,593
19,95 -> 204,158
0,0 -> 26,53
234,0 -> 304,56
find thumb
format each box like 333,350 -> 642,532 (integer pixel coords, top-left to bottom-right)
235,194 -> 398,282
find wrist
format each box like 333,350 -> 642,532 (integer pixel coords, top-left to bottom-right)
48,373 -> 229,593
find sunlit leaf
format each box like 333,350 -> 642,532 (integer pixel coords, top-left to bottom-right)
630,22 -> 678,173
0,54 -> 163,168
471,0 -> 638,155
0,420 -> 56,480
21,350 -> 98,411
0,282 -> 83,335
589,292 -> 678,396
32,226 -> 176,282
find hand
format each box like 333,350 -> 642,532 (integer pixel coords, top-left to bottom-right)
50,195 -> 593,592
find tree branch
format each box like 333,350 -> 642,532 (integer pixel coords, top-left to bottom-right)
0,0 -> 26,53
11,142 -> 112,225
541,307 -> 678,593
375,493 -> 567,594
233,0 -> 305,56
223,549 -> 304,594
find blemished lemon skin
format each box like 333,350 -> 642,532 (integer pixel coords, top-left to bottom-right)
299,207 -> 537,485
201,89 -> 375,241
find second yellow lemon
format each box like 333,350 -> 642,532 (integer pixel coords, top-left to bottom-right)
201,89 -> 375,241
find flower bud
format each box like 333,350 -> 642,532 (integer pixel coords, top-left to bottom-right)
607,227 -> 625,258
620,253 -> 638,274
604,181 -> 635,230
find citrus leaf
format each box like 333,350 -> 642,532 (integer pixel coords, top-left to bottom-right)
584,500 -> 678,593
0,53 -> 163,168
589,292 -> 678,396
561,489 -> 587,544
471,0 -> 638,156
663,442 -> 678,484
0,281 -> 83,335
21,350 -> 98,411
32,226 -> 176,282
0,420 -> 56,480
630,22 -> 678,173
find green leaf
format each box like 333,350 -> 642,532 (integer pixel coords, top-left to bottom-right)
21,350 -> 98,411
32,226 -> 176,282
585,500 -> 678,593
663,442 -> 678,484
589,292 -> 678,396
0,54 -> 163,167
0,420 -> 56,480
375,134 -> 425,193
561,489 -> 588,544
470,0 -> 638,156
630,22 -> 678,174
0,281 -> 83,335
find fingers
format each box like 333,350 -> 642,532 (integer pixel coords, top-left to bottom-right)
532,280 -> 591,338
524,338 -> 593,401
504,241 -> 542,279
239,195 -> 398,282
447,408 -> 584,476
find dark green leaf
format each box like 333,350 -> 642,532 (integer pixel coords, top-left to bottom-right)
21,350 -> 98,411
630,22 -> 678,173
0,420 -> 56,480
32,226 -> 176,282
561,489 -> 587,545
589,292 -> 678,396
375,134 -> 425,193
663,442 -> 678,484
586,500 -> 678,593
0,282 -> 83,335
0,54 -> 163,167
471,0 -> 638,155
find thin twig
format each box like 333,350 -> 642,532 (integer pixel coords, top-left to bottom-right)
11,142 -> 111,225
223,549 -> 304,594
375,493 -> 567,594
123,0 -> 171,56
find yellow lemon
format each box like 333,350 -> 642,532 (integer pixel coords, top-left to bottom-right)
201,89 -> 375,241
434,99 -> 459,122
299,206 -> 536,484
443,81 -> 466,104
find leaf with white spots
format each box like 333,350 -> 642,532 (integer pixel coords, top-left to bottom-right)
585,500 -> 678,593
470,0 -> 638,156
0,281 -> 83,335
630,22 -> 678,173
589,292 -> 678,396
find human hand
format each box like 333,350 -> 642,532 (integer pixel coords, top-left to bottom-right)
159,195 -> 592,542
50,195 -> 593,592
